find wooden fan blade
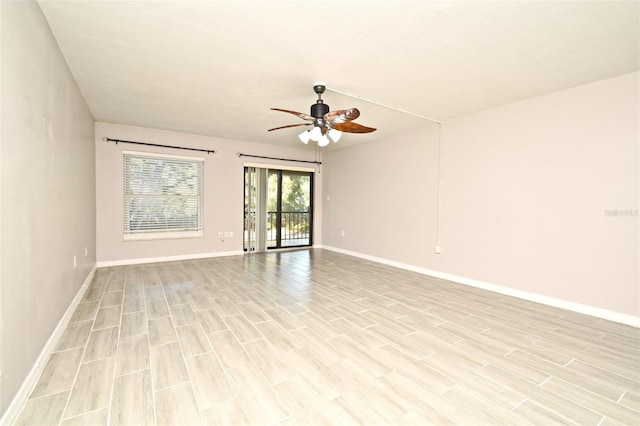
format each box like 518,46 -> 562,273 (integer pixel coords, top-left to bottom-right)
333,121 -> 377,133
268,123 -> 312,132
324,108 -> 360,124
271,108 -> 314,121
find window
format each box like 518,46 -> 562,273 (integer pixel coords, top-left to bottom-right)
123,151 -> 203,240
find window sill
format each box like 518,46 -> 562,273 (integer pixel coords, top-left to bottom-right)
124,230 -> 204,241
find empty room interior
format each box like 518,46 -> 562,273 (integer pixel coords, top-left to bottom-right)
1,1 -> 639,425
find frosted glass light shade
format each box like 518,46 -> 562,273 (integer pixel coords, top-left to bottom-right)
298,130 -> 310,144
328,129 -> 342,143
309,126 -> 322,142
318,135 -> 330,147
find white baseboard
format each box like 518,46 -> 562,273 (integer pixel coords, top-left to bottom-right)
1,265 -> 97,425
317,245 -> 640,328
96,250 -> 245,268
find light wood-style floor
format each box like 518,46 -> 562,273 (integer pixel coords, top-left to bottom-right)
14,249 -> 640,425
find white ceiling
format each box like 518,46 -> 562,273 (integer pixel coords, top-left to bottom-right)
37,0 -> 639,151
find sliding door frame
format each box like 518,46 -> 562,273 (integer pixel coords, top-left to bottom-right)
243,163 -> 315,252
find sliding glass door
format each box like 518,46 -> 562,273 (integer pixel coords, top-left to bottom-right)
244,167 -> 313,251
267,170 -> 313,248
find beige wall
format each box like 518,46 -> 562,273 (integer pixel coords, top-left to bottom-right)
95,122 -> 323,264
323,72 -> 639,318
0,1 -> 96,415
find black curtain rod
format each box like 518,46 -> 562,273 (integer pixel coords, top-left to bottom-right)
238,153 -> 321,165
104,138 -> 215,154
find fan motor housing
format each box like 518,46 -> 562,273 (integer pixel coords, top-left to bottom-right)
311,102 -> 329,119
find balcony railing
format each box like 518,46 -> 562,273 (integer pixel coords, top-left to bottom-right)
267,211 -> 310,247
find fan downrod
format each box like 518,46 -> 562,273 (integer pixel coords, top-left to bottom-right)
311,83 -> 329,121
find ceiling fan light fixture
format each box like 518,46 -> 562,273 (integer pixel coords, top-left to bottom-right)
318,134 -> 330,147
328,129 -> 342,143
298,130 -> 311,144
309,126 -> 322,142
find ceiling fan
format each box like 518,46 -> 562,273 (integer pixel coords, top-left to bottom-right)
268,83 -> 376,147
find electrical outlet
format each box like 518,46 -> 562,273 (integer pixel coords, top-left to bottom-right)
434,244 -> 442,254
84,247 -> 88,257
73,255 -> 77,268
341,230 -> 345,237
229,231 -> 233,238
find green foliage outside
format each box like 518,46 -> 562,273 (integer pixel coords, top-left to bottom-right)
268,172 -> 310,234
267,172 -> 310,212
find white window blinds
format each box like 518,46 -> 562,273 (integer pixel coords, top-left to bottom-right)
123,151 -> 203,239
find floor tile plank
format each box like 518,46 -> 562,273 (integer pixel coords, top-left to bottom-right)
29,348 -> 84,398
186,352 -> 234,410
154,382 -> 202,426
224,314 -> 263,343
200,398 -> 249,425
56,321 -> 93,351
116,333 -> 150,376
84,327 -> 119,362
63,357 -> 116,419
228,362 -> 290,425
148,316 -> 178,347
109,370 -> 154,425
512,399 -> 573,425
15,391 -> 68,426
60,408 -> 109,426
150,342 -> 189,390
